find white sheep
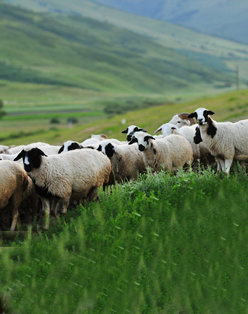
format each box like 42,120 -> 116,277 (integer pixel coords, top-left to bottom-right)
0,160 -> 37,231
8,142 -> 50,154
154,123 -> 210,162
169,112 -> 196,127
129,131 -> 193,172
0,145 -> 60,164
91,134 -> 108,140
58,140 -> 82,153
121,125 -> 147,141
188,107 -> 248,174
97,141 -> 146,184
14,147 -> 111,229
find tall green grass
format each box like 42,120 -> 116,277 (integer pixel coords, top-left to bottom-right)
1,166 -> 248,313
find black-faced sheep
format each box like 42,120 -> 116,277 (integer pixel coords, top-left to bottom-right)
129,131 -> 193,172
121,125 -> 147,141
97,141 -> 146,184
188,107 -> 248,174
14,148 -> 111,229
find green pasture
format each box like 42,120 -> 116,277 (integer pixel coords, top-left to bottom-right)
1,88 -> 247,146
1,167 -> 248,313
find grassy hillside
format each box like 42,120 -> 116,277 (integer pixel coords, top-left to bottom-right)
92,0 -> 248,45
4,0 -> 248,87
1,88 -> 248,146
0,1 -> 231,98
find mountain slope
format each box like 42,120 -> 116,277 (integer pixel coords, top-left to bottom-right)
91,0 -> 248,45
0,1 -> 233,94
4,0 -> 248,88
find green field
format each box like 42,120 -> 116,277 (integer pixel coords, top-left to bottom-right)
1,167 -> 248,313
1,88 -> 248,146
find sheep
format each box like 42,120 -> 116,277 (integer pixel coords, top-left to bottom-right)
14,147 -> 111,229
8,142 -> 50,154
121,125 -> 147,141
58,140 -> 82,153
169,112 -> 195,127
0,160 -> 38,231
128,131 -> 193,172
188,107 -> 248,174
91,134 -> 108,140
154,123 -> 210,163
0,145 -> 60,164
0,145 -> 14,154
97,140 -> 146,184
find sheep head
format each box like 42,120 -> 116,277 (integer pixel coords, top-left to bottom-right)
121,125 -> 147,141
188,108 -> 215,126
128,131 -> 155,151
58,140 -> 82,154
14,148 -> 47,172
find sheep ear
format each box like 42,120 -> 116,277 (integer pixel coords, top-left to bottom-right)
58,145 -> 64,154
145,135 -> 155,142
128,138 -> 137,145
137,128 -> 147,132
121,128 -> 128,134
35,148 -> 47,157
188,112 -> 197,119
14,149 -> 25,161
207,110 -> 215,116
154,127 -> 162,134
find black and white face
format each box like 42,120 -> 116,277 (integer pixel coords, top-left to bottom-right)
97,142 -> 115,158
14,148 -> 47,172
188,108 -> 215,126
128,131 -> 155,151
121,125 -> 147,141
58,140 -> 81,154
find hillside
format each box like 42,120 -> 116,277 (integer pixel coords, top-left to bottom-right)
4,0 -> 248,89
91,0 -> 248,45
0,1 -> 232,97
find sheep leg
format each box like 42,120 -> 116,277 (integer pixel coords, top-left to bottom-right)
55,198 -> 70,215
216,159 -> 224,173
87,186 -> 99,202
224,158 -> 233,175
39,199 -> 50,230
10,205 -> 19,231
9,195 -> 21,231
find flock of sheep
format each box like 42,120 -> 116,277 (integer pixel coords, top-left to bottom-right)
0,107 -> 247,231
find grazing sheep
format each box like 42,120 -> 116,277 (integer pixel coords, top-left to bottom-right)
121,125 -> 147,141
169,112 -> 195,127
58,140 -> 82,153
188,107 -> 248,174
129,131 -> 193,172
0,160 -> 37,231
97,141 -> 146,184
14,148 -> 111,229
8,142 -> 50,154
0,145 -> 15,154
91,134 -> 108,140
154,123 -> 210,163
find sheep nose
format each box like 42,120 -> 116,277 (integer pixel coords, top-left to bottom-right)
198,118 -> 203,124
139,145 -> 145,151
24,164 -> 32,172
